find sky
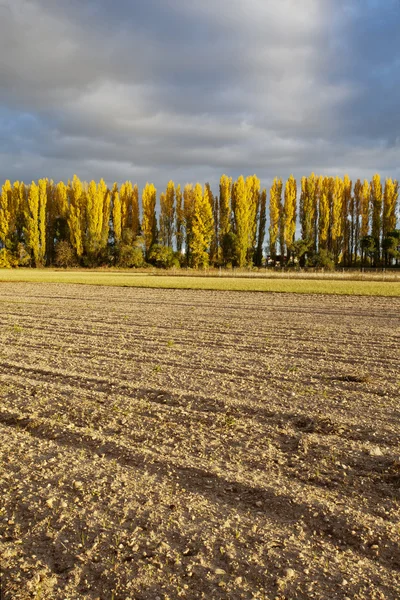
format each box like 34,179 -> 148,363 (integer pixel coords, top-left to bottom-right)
1,0 -> 400,193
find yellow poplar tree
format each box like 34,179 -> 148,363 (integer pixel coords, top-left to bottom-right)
246,174 -> 261,264
45,179 -> 57,263
120,181 -> 132,234
24,182 -> 40,265
37,178 -> 47,265
331,177 -> 344,261
318,177 -> 331,250
360,179 -> 370,239
0,180 -> 12,248
371,173 -> 382,262
132,184 -> 140,239
85,179 -> 104,258
269,177 -> 282,261
11,181 -> 21,223
190,183 -> 214,268
231,175 -> 249,267
112,183 -> 122,244
175,184 -> 183,254
68,174 -> 85,258
359,179 -> 371,265
159,180 -> 175,247
300,173 -> 317,249
183,184 -> 195,264
11,181 -> 23,242
100,179 -> 111,250
50,181 -> 69,260
299,176 -> 307,239
342,175 -> 352,265
119,181 -> 139,240
352,179 -> 362,263
255,188 -> 267,266
314,176 -> 323,250
383,178 -> 398,238
283,175 -> 297,261
219,174 -> 232,264
205,183 -> 218,264
141,183 -> 157,256
159,192 -> 166,244
55,181 -> 68,218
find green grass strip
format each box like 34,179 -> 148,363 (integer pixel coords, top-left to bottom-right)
0,269 -> 399,296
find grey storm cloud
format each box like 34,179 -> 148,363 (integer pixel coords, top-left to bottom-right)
0,0 -> 400,191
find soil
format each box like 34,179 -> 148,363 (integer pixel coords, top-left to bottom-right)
0,283 -> 399,600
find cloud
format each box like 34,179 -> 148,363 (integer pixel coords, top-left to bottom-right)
0,0 -> 399,192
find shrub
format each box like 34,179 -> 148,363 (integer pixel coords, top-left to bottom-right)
308,249 -> 335,271
117,245 -> 145,268
55,241 -> 78,268
16,243 -> 32,267
148,245 -> 180,269
0,248 -> 17,269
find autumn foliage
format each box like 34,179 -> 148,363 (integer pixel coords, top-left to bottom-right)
0,173 -> 398,268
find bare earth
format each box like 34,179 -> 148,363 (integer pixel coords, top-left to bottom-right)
0,283 -> 399,600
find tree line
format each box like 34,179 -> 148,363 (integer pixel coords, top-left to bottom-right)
0,173 -> 398,269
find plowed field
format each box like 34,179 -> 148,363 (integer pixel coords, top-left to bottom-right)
0,283 -> 399,600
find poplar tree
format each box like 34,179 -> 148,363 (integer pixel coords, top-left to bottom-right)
159,181 -> 175,247
283,175 -> 297,261
360,180 -> 370,239
300,173 -> 317,247
175,184 -> 183,254
318,177 -> 330,251
159,193 -> 167,245
219,174 -> 232,265
100,179 -> 111,251
269,177 -> 282,262
141,183 -> 157,257
255,188 -> 267,266
300,176 -> 307,241
0,180 -> 12,248
45,180 -> 67,262
11,182 -> 21,226
371,173 -> 383,263
231,175 -> 249,267
360,179 -> 371,265
183,184 -> 195,264
37,178 -> 47,265
13,181 -> 26,246
314,176 -> 323,251
68,175 -> 85,258
342,175 -> 352,265
352,179 -> 362,264
55,181 -> 68,219
206,183 -> 218,265
190,183 -> 214,268
331,177 -> 344,262
119,182 -> 139,240
85,179 -> 105,258
382,179 -> 399,266
45,180 -> 56,263
383,178 -> 398,239
131,184 -> 140,239
120,181 -> 132,233
112,183 -> 122,244
15,181 -> 26,246
246,175 -> 261,264
24,182 -> 40,265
